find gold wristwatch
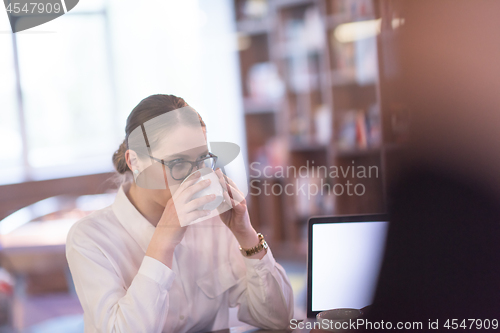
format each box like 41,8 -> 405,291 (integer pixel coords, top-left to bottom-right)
239,233 -> 268,257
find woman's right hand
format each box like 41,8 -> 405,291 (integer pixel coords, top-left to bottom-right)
146,171 -> 216,267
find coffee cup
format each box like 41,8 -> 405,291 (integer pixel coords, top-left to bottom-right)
181,167 -> 224,212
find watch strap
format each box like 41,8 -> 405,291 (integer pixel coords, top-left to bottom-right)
239,233 -> 268,257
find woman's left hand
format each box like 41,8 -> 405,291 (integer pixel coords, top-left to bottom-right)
215,169 -> 264,256
215,168 -> 251,234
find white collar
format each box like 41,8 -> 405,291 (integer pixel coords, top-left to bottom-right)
112,182 -> 186,253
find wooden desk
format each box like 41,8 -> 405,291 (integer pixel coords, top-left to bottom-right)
211,319 -> 317,333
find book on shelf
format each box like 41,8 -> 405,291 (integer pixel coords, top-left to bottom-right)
295,175 -> 333,218
289,115 -> 311,146
283,6 -> 323,53
330,32 -> 378,85
354,36 -> 378,85
337,105 -> 381,152
328,0 -> 375,18
282,6 -> 323,93
313,105 -> 332,146
247,62 -> 284,104
331,37 -> 356,82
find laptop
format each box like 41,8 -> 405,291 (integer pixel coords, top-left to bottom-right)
307,214 -> 389,318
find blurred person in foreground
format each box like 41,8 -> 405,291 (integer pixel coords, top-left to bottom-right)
65,94 -> 293,333
365,1 -> 500,330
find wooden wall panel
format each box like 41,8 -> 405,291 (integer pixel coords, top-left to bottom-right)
0,172 -> 117,221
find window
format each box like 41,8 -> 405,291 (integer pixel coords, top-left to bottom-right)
0,0 -> 245,185
0,30 -> 23,180
1,0 -> 117,184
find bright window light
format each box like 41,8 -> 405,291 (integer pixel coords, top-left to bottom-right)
16,15 -> 116,169
334,19 -> 381,43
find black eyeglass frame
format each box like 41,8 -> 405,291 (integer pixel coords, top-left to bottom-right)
145,152 -> 218,181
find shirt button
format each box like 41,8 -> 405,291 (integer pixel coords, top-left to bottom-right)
179,315 -> 185,320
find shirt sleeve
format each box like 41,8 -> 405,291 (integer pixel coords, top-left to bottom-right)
226,233 -> 294,330
66,223 -> 175,333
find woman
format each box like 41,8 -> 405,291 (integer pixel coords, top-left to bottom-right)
66,94 -> 294,333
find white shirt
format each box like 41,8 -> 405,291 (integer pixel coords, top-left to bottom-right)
65,183 -> 294,333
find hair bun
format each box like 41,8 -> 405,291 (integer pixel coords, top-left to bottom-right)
112,140 -> 130,174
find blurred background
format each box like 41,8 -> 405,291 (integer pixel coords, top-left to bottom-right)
0,0 -> 411,331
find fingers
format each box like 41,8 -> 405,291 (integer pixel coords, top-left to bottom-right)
215,168 -> 224,178
215,169 -> 242,195
175,171 -> 202,195
170,197 -> 212,227
184,178 -> 211,198
223,173 -> 239,189
216,188 -> 234,214
226,183 -> 245,205
179,178 -> 211,202
215,169 -> 233,200
185,194 -> 216,212
215,168 -> 228,190
215,169 -> 235,188
222,190 -> 233,208
219,181 -> 245,210
185,209 -> 212,222
217,174 -> 231,198
215,168 -> 246,206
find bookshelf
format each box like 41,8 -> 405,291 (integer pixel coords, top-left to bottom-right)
234,0 -> 405,259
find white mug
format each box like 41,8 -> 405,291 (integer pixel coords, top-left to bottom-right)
181,167 -> 224,212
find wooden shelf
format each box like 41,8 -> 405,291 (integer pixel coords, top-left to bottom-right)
289,142 -> 328,152
274,43 -> 323,59
330,69 -> 378,87
275,0 -> 315,9
249,175 -> 286,182
334,146 -> 382,158
236,18 -> 272,35
331,72 -> 357,86
235,0 -> 405,248
243,98 -> 280,114
324,13 -> 377,29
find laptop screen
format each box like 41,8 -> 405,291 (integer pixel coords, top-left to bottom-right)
308,217 -> 389,316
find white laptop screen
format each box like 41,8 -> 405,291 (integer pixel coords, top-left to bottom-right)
311,221 -> 389,312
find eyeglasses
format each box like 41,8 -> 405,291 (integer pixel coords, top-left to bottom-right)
148,152 -> 218,181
